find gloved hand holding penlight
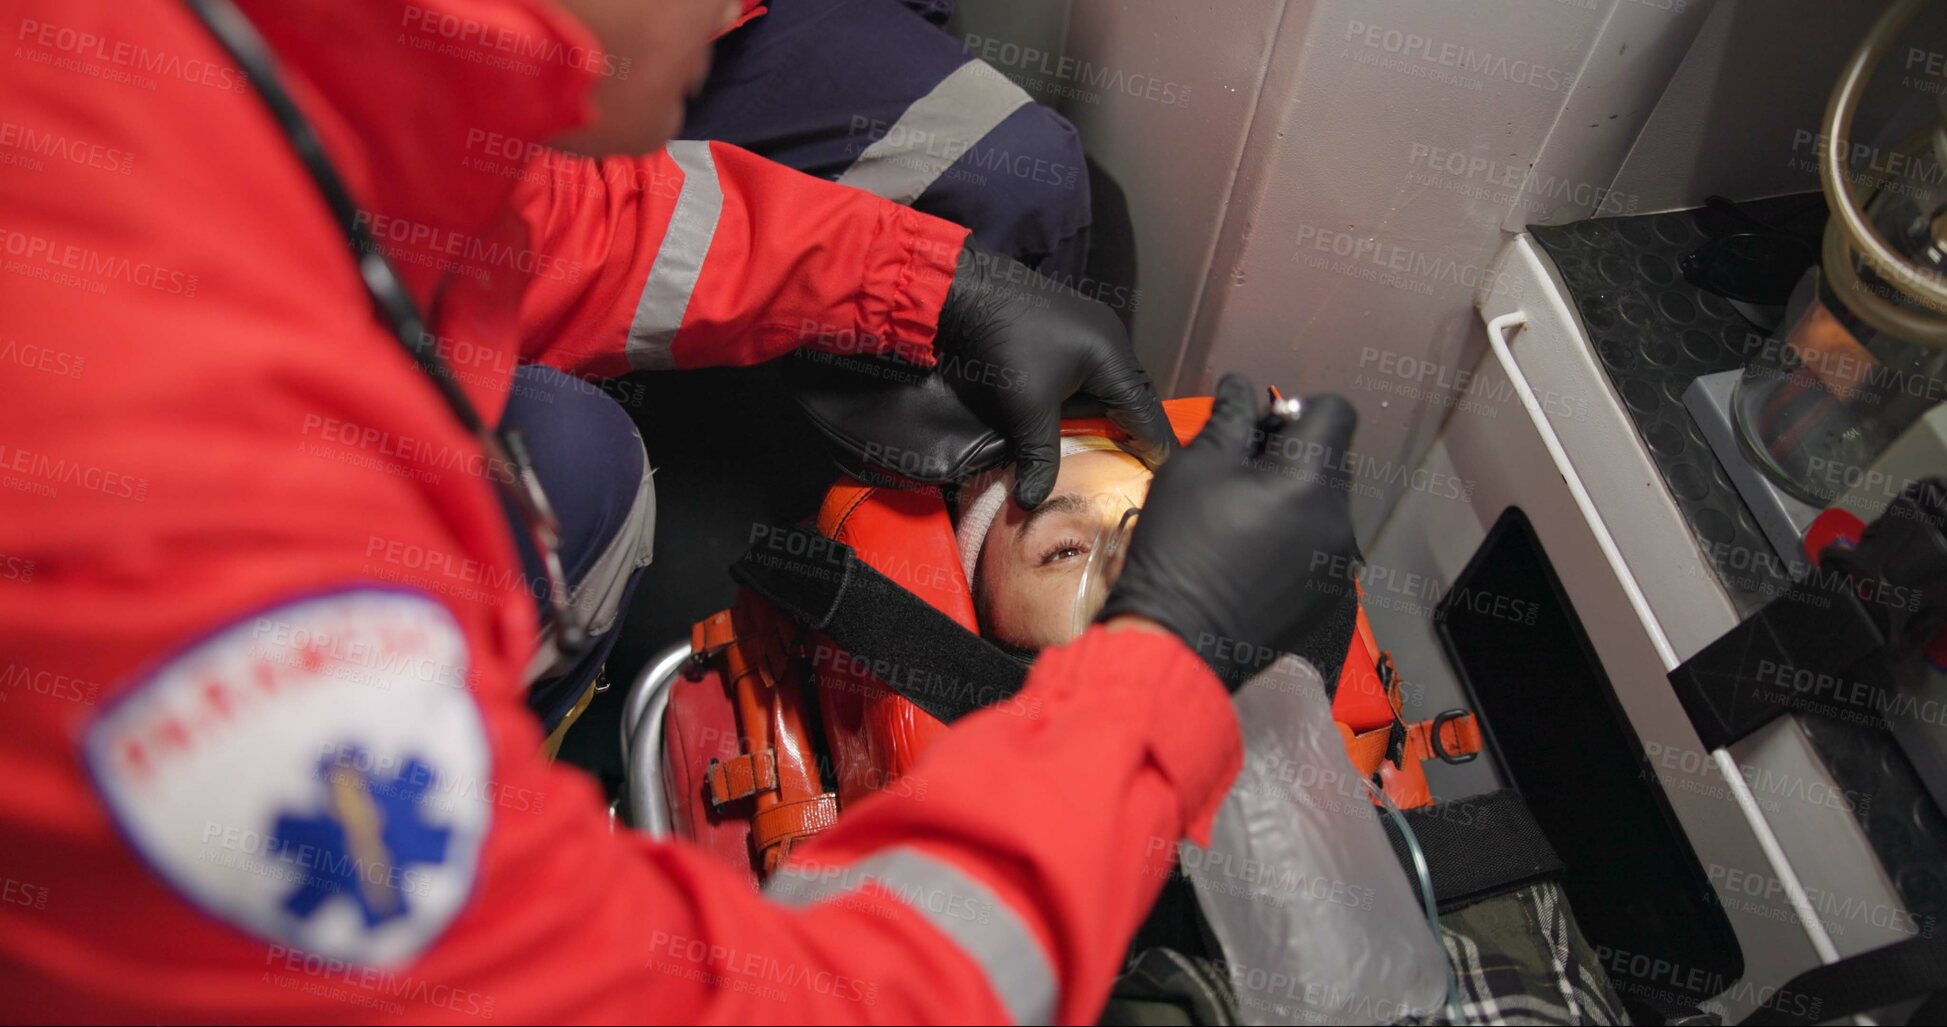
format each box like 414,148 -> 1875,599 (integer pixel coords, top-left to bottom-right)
1096,373 -> 1360,689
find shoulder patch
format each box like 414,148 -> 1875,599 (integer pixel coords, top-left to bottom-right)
85,588 -> 489,967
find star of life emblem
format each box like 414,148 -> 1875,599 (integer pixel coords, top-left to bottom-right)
85,589 -> 489,966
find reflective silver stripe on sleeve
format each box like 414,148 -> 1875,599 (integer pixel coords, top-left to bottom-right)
768,846 -> 1058,1025
836,60 -> 1033,205
627,141 -> 723,371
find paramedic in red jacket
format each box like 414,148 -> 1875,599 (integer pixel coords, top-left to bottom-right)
0,0 -> 1361,1022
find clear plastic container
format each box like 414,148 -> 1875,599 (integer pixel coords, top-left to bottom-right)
1731,259 -> 1947,506
1733,21 -> 1947,506
1181,658 -> 1449,1024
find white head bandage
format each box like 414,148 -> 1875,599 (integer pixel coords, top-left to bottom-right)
952,435 -> 1132,587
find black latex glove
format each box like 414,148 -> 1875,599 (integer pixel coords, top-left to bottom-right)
1097,373 -> 1361,689
935,241 -> 1175,508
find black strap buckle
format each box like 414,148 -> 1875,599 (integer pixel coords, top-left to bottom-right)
1431,708 -> 1478,764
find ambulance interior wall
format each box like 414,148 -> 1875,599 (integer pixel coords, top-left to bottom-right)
1609,0 -> 1907,217
956,0 -> 1903,537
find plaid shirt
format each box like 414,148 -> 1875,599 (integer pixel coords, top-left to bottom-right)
1105,881 -> 1632,1025
1419,883 -> 1631,1026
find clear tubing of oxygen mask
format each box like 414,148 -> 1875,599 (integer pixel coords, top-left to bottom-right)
1071,505 -> 1141,640
1364,776 -> 1461,1024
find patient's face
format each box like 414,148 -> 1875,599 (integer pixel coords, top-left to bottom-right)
974,449 -> 1153,650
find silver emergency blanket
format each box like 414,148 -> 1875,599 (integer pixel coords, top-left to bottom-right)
1178,656 -> 1448,1025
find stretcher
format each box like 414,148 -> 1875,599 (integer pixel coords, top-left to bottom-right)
622,399 -> 1483,882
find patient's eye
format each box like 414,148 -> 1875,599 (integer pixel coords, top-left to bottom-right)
1039,537 -> 1090,566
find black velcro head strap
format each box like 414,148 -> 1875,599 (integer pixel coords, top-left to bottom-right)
732,524 -> 1028,724
733,527 -> 857,632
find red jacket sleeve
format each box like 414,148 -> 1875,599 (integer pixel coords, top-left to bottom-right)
757,626 -> 1246,1023
502,623 -> 1243,1024
512,142 -> 969,378
12,543 -> 1236,1027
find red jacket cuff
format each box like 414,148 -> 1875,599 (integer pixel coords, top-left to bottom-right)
861,210 -> 966,369
1037,626 -> 1242,846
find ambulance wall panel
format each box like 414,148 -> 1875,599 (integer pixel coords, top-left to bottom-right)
957,0 -> 1288,384
1608,0 -> 1903,215
962,0 -> 1886,534
1182,0 -> 1646,532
